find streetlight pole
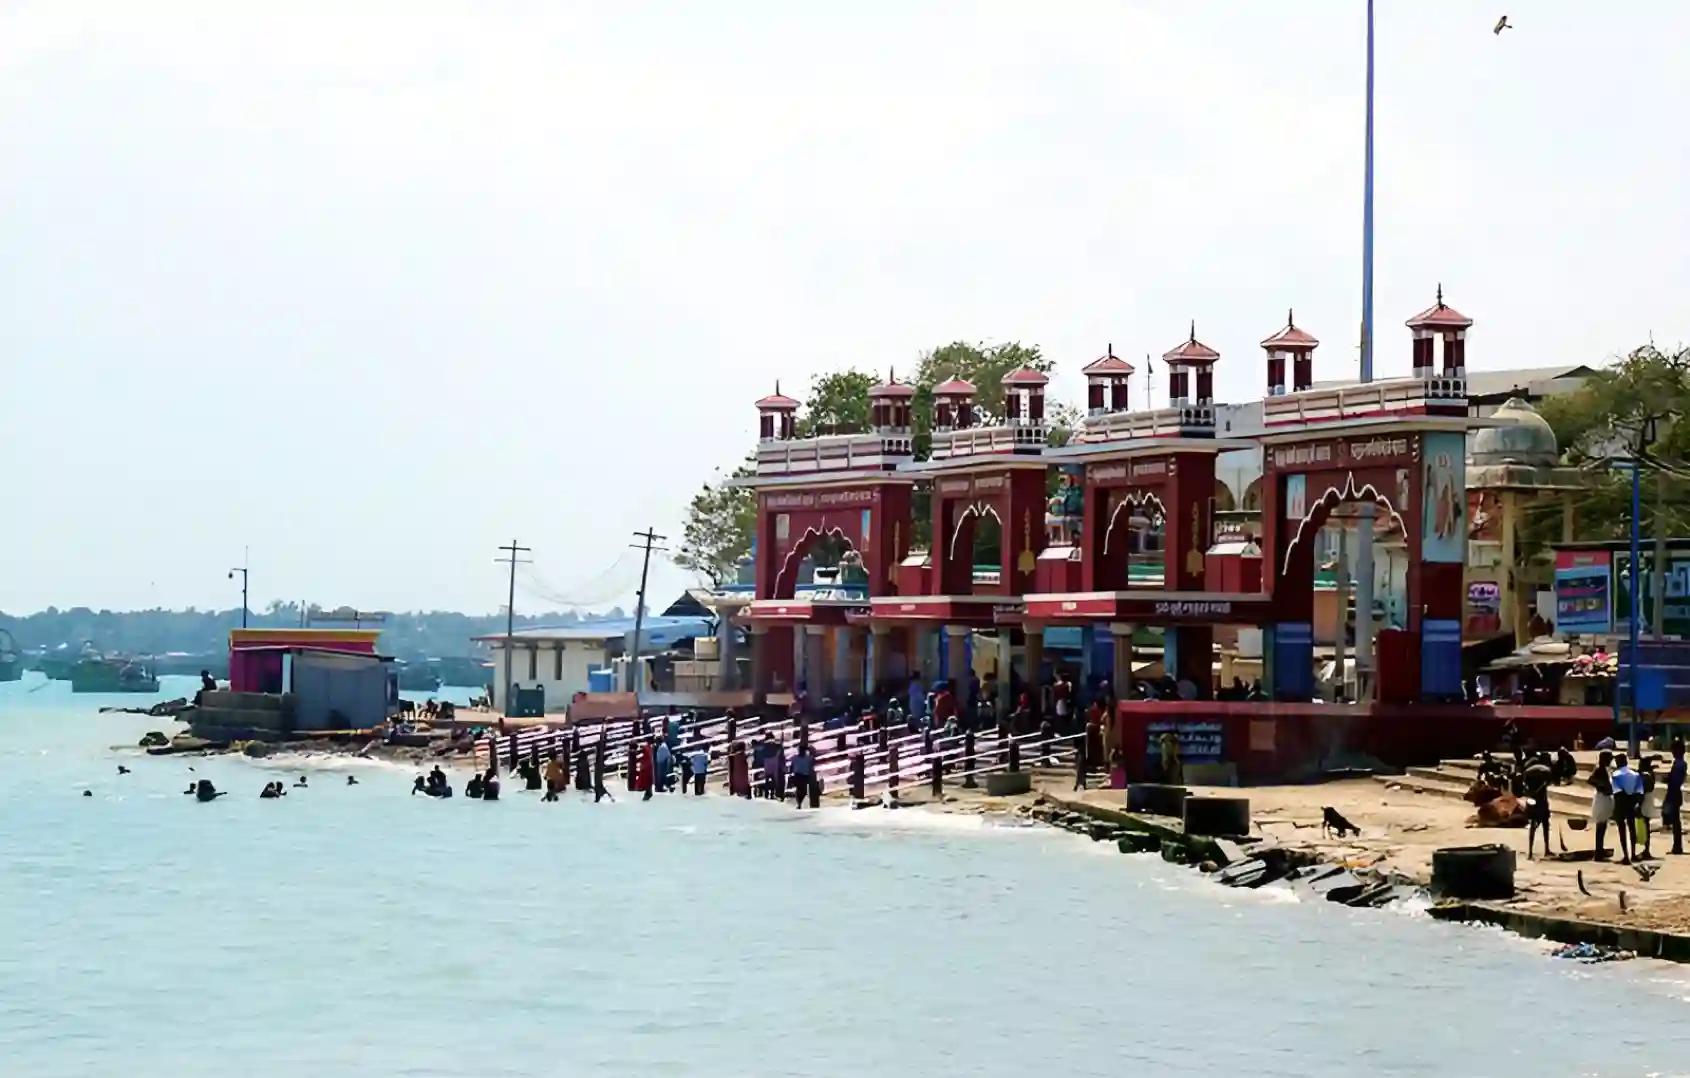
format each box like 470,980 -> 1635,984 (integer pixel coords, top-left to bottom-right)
1352,0 -> 1378,688
228,552 -> 249,629
1628,458 -> 1642,754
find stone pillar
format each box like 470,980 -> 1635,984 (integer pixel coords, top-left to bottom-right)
803,625 -> 827,702
1024,624 -> 1045,717
1110,623 -> 1135,697
1500,490 -> 1522,646
869,624 -> 890,697
749,625 -> 768,705
832,626 -> 852,702
945,626 -> 970,687
716,613 -> 738,691
996,633 -> 1014,715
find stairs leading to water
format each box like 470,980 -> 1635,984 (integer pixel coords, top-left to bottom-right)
1374,757 -> 1595,818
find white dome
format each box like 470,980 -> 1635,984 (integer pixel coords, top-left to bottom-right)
1471,397 -> 1558,466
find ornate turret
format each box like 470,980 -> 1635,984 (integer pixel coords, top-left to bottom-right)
932,375 -> 977,432
868,368 -> 915,434
1260,310 -> 1319,396
1000,366 -> 1049,428
1406,284 -> 1473,384
755,382 -> 800,442
1162,322 -> 1220,408
1082,345 -> 1135,416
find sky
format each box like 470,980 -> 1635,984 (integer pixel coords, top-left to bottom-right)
3,1 -> 1687,617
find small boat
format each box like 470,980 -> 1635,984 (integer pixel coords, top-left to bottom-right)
0,629 -> 21,683
70,654 -> 161,694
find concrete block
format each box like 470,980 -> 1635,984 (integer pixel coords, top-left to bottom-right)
1127,783 -> 1188,816
1182,795 -> 1251,837
1431,844 -> 1516,900
984,771 -> 1032,796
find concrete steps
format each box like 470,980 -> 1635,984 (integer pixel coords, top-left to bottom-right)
1377,758 -> 1595,818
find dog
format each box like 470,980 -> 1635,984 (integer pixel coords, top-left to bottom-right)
1321,805 -> 1360,838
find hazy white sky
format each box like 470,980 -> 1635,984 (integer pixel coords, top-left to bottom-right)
3,1 -> 1686,616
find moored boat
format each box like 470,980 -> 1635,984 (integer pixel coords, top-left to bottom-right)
69,655 -> 161,694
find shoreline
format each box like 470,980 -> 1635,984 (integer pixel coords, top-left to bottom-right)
137,725 -> 1690,962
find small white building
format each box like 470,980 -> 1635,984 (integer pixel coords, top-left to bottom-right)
477,616 -> 712,715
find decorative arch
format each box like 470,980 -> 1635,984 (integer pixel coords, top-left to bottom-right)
1212,480 -> 1237,513
1102,491 -> 1167,555
947,502 -> 1004,560
1242,476 -> 1264,513
1279,471 -> 1410,575
773,526 -> 858,601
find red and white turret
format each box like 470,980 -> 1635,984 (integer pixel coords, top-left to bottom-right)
754,382 -> 800,442
1406,285 -> 1473,382
1161,322 -> 1220,407
932,374 -> 977,432
1260,310 -> 1319,396
868,368 -> 915,433
1081,345 -> 1134,416
1001,366 -> 1049,426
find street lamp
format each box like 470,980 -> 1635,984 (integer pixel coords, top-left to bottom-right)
229,563 -> 249,629
1624,416 -> 1660,754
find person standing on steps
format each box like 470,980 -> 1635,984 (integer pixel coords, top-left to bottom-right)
1662,739 -> 1687,856
1588,750 -> 1615,860
690,744 -> 710,796
1612,753 -> 1642,865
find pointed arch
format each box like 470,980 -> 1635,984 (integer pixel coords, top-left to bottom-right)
1103,491 -> 1167,555
773,526 -> 858,601
1280,471 -> 1410,575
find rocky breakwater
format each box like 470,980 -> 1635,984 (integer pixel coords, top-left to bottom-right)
1021,791 -> 1423,911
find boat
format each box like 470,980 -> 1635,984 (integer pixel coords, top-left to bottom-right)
0,629 -> 21,682
396,661 -> 442,692
70,654 -> 161,694
37,641 -> 99,680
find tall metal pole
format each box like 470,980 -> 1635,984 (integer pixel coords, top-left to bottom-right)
1629,461 -> 1642,754
228,550 -> 249,629
629,527 -> 667,716
495,539 -> 531,717
1352,0 -> 1378,685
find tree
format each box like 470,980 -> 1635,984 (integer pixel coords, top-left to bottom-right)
910,340 -> 1051,432
1537,343 -> 1690,543
675,460 -> 758,587
796,370 -> 876,437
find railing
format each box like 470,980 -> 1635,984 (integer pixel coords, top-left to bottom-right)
1076,405 -> 1213,444
1262,375 -> 1468,425
756,432 -> 913,475
929,421 -> 1046,459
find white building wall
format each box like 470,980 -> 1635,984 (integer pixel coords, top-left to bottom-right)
489,639 -> 611,714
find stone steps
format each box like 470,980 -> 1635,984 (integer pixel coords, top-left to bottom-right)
1375,771 -> 1592,818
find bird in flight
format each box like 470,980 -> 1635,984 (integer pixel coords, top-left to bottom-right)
1493,15 -> 1512,35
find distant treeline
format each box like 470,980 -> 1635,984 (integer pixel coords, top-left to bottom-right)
0,602 -> 620,660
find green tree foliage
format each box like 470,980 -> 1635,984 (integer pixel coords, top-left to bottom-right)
796,370 -> 877,436
675,461 -> 758,587
910,340 -> 1052,438
1534,343 -> 1690,543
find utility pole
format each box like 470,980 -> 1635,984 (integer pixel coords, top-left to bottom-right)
629,527 -> 668,715
228,549 -> 249,629
495,539 -> 531,717
1352,0 -> 1378,694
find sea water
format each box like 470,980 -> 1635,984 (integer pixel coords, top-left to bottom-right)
5,674 -> 1690,1078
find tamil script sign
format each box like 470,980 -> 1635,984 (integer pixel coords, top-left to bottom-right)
1144,720 -> 1224,764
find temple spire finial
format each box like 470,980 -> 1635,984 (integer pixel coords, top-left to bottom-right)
774,379 -> 781,396
1107,342 -> 1114,358
1287,307 -> 1294,327
1436,282 -> 1444,308
1189,319 -> 1196,343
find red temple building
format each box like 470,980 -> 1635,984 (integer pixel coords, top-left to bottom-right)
735,294 -> 1611,779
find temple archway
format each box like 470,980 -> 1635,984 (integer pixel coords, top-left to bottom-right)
772,526 -> 860,601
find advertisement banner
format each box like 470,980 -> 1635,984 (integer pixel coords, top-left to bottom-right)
1420,431 -> 1466,563
1614,553 -> 1690,638
1555,550 -> 1612,633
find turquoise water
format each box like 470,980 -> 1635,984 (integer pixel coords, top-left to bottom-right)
6,673 -> 1690,1077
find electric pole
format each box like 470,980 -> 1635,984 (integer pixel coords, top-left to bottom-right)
629,527 -> 667,714
495,539 -> 531,717
228,549 -> 249,629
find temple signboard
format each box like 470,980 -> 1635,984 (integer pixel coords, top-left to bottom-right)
1267,434 -> 1418,472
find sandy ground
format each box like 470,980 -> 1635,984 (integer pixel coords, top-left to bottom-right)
1025,774 -> 1690,935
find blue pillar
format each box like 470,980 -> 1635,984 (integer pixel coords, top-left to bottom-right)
1268,622 -> 1313,702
